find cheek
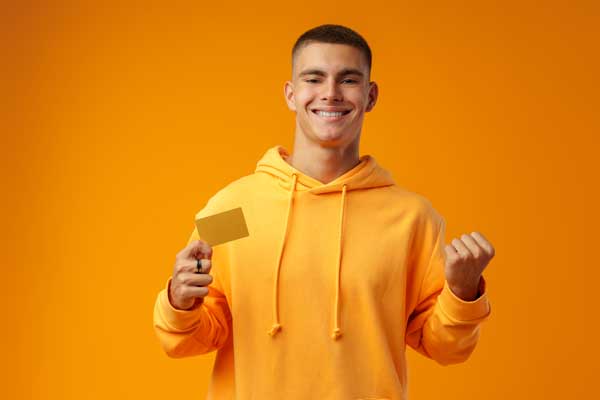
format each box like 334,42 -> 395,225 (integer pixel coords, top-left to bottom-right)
347,92 -> 368,110
294,91 -> 314,110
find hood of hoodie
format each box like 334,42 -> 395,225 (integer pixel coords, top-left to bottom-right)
254,145 -> 396,340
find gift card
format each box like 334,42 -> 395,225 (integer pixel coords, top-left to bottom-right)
194,206 -> 249,246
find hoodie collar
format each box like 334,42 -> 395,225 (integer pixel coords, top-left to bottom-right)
255,145 -> 395,341
255,145 -> 395,194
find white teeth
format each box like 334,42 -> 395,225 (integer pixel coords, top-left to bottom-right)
316,110 -> 345,117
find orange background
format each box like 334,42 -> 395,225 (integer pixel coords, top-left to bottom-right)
3,1 -> 598,399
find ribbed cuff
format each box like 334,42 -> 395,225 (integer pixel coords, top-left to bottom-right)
158,277 -> 204,331
438,277 -> 491,322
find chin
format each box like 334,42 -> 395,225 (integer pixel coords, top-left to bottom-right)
312,130 -> 355,146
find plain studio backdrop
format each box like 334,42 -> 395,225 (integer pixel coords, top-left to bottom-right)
2,1 -> 598,399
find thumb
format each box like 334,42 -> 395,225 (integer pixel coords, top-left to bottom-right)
179,239 -> 213,261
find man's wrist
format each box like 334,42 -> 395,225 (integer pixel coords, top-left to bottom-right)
448,278 -> 482,301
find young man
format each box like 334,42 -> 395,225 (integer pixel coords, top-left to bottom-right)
153,24 -> 495,400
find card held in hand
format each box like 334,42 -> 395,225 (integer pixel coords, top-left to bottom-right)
194,207 -> 250,246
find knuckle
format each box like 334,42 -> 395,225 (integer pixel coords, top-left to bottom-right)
182,276 -> 192,286
174,261 -> 186,272
176,274 -> 187,285
175,285 -> 187,299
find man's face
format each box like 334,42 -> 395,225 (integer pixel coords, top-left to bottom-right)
284,42 -> 378,148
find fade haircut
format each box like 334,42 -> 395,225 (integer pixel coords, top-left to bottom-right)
291,24 -> 372,77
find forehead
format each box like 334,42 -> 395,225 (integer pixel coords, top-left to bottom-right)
293,42 -> 368,76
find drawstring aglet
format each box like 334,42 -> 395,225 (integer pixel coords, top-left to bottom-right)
331,328 -> 342,340
269,323 -> 282,336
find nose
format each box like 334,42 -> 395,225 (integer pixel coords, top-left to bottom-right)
321,79 -> 343,102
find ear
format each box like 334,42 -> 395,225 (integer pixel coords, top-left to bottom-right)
283,80 -> 297,111
365,81 -> 379,112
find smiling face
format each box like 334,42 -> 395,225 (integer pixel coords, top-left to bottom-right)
284,42 -> 378,148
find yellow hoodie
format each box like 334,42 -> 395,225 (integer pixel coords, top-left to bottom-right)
153,145 -> 491,400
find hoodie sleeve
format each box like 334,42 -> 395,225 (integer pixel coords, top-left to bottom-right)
405,210 -> 491,366
153,224 -> 232,358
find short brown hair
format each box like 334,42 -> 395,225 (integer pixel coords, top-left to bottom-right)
292,24 -> 372,74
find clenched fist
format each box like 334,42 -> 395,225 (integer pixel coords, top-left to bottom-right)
444,231 -> 495,301
168,239 -> 214,310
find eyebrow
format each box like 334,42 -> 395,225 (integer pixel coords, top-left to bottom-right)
298,68 -> 365,78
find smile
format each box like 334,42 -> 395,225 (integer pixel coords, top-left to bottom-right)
311,109 -> 351,120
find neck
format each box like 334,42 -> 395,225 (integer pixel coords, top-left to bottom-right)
285,129 -> 361,184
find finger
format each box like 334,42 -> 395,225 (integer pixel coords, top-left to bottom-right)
470,231 -> 495,257
182,285 -> 210,299
176,272 -> 213,287
192,258 -> 213,274
199,258 -> 212,274
451,238 -> 472,258
460,233 -> 484,259
179,259 -> 212,274
177,239 -> 213,261
444,243 -> 460,263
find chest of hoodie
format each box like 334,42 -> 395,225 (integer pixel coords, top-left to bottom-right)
227,188 -> 416,336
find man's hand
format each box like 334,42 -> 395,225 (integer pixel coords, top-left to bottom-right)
444,231 -> 495,301
169,239 -> 214,310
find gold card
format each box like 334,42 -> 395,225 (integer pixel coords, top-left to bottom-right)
194,207 -> 249,246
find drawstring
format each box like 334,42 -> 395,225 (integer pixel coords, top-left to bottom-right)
332,184 -> 347,340
268,173 -> 348,341
269,173 -> 298,337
